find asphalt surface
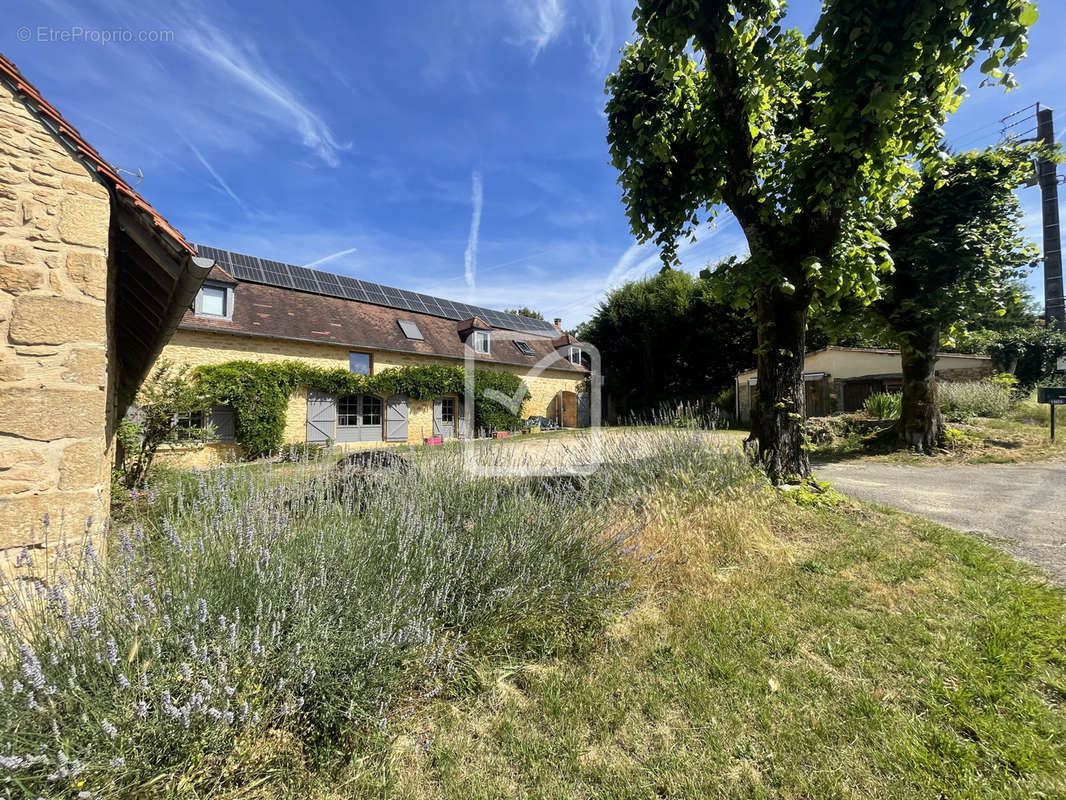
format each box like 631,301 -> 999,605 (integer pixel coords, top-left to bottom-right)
814,461 -> 1066,584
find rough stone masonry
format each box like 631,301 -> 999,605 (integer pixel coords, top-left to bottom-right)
0,78 -> 114,560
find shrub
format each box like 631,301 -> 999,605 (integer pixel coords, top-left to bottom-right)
938,380 -> 1012,421
977,327 -> 1066,387
117,361 -> 213,489
863,392 -> 902,420
0,429 -> 758,796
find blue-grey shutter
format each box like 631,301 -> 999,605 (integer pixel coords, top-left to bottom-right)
432,398 -> 443,437
386,395 -> 409,442
457,396 -> 468,438
306,391 -> 336,444
210,405 -> 235,442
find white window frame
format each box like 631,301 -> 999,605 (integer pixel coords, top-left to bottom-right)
194,281 -> 234,320
568,346 -> 583,365
473,330 -> 491,354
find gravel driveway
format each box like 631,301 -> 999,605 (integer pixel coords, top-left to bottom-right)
814,461 -> 1066,583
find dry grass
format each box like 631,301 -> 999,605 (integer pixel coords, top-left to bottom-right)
811,416 -> 1066,466
327,489 -> 1066,800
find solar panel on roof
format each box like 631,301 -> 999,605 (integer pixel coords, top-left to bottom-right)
192,244 -> 562,335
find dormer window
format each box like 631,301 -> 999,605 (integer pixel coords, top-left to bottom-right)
194,281 -> 234,319
568,346 -> 583,365
473,330 -> 491,354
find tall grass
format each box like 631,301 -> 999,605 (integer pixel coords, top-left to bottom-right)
0,429 -> 757,797
938,380 -> 1013,422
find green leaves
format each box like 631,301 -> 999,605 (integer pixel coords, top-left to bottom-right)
193,362 -> 531,457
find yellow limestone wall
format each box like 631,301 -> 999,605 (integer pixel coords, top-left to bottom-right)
157,330 -> 586,465
0,79 -> 115,557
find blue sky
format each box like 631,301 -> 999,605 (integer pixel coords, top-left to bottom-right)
4,0 -> 1065,325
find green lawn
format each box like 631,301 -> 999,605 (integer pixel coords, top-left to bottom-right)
331,493 -> 1066,799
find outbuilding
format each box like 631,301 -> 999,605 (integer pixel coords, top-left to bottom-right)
735,346 -> 994,424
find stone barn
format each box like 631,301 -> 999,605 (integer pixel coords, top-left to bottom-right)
0,54 -> 208,563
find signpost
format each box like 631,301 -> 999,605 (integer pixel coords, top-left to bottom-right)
1037,387 -> 1066,442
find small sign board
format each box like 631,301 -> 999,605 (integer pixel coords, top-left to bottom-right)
1037,387 -> 1066,403
1038,387 -> 1066,442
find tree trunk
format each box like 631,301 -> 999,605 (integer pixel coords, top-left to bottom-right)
751,285 -> 811,484
898,325 -> 943,453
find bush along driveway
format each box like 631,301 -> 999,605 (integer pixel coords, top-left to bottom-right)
815,460 -> 1066,583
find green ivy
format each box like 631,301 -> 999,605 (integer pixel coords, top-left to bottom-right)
193,361 -> 530,457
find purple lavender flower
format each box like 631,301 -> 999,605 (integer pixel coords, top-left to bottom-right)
100,719 -> 117,737
105,639 -> 119,667
19,644 -> 45,691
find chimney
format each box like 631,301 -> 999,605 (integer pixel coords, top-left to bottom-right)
553,317 -> 562,330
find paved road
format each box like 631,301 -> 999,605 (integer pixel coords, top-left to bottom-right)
814,461 -> 1066,583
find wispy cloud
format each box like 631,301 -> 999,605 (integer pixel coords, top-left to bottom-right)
184,138 -> 246,211
304,247 -> 359,268
464,171 -> 484,288
181,19 -> 347,166
506,0 -> 567,58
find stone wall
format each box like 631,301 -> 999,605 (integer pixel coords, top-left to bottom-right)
0,79 -> 113,555
939,364 -> 995,382
157,329 -> 586,465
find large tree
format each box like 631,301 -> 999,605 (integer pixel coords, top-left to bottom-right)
605,0 -> 1036,483
578,268 -> 756,416
871,147 -> 1038,451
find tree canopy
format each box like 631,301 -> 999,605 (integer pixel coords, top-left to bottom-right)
869,146 -> 1039,449
605,0 -> 1038,482
504,307 -> 545,320
577,269 -> 755,417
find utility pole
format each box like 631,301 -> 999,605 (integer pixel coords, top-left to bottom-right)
1001,103 -> 1064,331
1036,107 -> 1064,331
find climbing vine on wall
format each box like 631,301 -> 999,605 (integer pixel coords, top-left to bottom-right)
193,361 -> 530,457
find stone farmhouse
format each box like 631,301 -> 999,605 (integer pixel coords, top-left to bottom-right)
158,245 -> 590,466
735,346 -> 994,423
0,54 -> 210,550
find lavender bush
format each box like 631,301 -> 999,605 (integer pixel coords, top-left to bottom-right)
0,429 -> 756,797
